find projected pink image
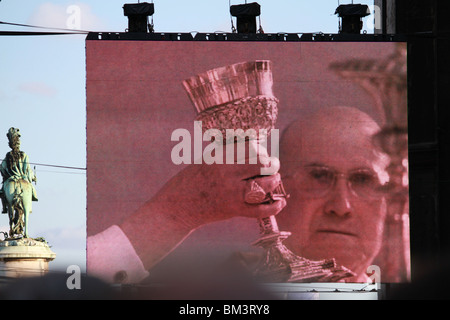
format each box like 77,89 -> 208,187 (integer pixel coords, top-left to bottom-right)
86,40 -> 408,284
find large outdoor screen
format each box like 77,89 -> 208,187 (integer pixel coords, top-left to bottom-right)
86,38 -> 409,285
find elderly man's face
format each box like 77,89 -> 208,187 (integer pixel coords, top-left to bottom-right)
279,107 -> 388,280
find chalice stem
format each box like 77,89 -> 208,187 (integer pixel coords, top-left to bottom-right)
252,185 -> 355,282
258,216 -> 279,235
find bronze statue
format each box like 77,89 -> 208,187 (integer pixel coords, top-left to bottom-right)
0,128 -> 38,239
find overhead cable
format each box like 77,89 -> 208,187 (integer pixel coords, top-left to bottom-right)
0,20 -> 91,33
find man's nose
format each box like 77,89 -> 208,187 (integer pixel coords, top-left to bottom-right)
323,176 -> 353,217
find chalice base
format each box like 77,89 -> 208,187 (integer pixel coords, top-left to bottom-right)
252,232 -> 355,283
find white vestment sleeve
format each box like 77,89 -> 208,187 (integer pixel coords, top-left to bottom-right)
87,225 -> 149,284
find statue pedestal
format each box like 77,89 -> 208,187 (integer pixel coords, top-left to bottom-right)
0,238 -> 56,280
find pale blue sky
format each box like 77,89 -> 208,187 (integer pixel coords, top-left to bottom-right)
0,0 -> 374,273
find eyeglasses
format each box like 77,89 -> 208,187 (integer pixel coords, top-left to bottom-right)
294,165 -> 384,199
